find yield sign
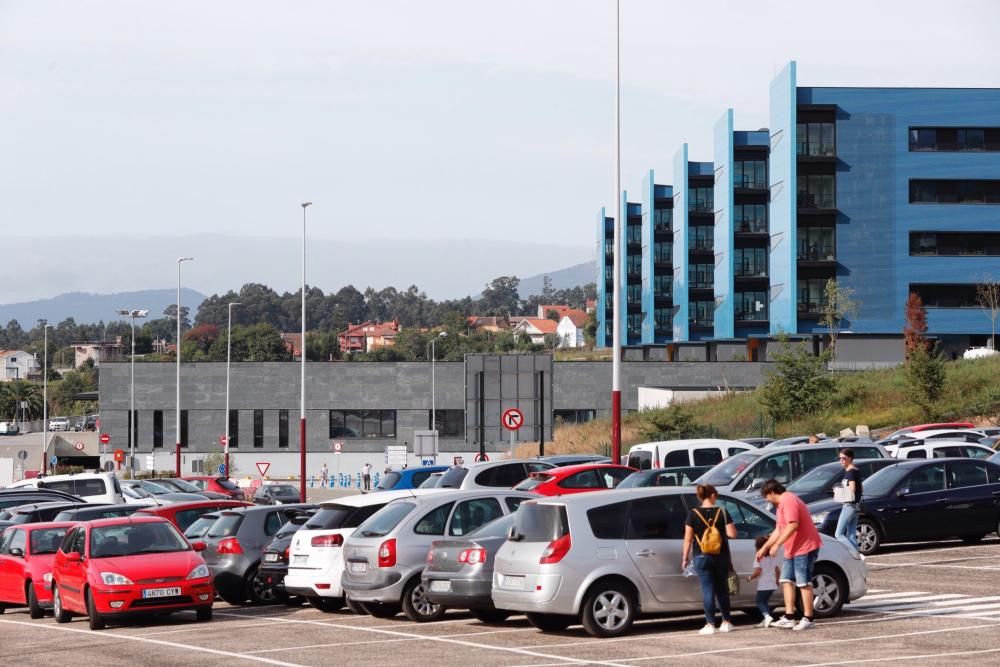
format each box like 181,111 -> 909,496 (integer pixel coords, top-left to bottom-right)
256,462 -> 271,477
501,408 -> 524,431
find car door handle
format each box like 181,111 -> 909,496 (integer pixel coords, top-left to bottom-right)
935,498 -> 948,503
635,549 -> 655,557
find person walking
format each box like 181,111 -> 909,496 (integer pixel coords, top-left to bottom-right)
756,479 -> 824,631
834,448 -> 863,559
362,462 -> 372,491
748,535 -> 781,628
682,483 -> 737,635
319,462 -> 329,488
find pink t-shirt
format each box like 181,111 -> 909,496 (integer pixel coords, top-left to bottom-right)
776,492 -> 822,558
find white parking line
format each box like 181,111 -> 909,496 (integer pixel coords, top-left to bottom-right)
792,646 -> 1000,666
138,620 -> 288,637
851,594 -> 966,608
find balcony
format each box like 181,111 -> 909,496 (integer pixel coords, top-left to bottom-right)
796,141 -> 836,158
735,265 -> 768,279
653,222 -> 672,234
735,309 -> 768,322
798,193 -> 836,210
653,288 -> 673,300
798,298 -> 830,316
689,317 -> 714,329
797,245 -> 836,262
688,238 -> 714,252
734,176 -> 768,190
735,219 -> 768,234
689,203 -> 714,215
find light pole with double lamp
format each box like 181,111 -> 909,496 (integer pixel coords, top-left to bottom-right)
42,322 -> 51,474
116,308 -> 149,478
299,202 -> 311,502
175,256 -> 193,476
427,331 -> 447,449
224,301 -> 241,476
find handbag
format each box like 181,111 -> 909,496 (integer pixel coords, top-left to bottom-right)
833,484 -> 855,503
726,569 -> 740,596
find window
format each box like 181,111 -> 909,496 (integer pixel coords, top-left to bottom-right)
429,409 -> 464,438
627,313 -> 642,339
263,511 -> 284,536
693,448 -> 723,466
449,498 -> 503,536
626,496 -> 687,539
734,160 -> 767,189
329,410 -> 396,438
475,464 -> 527,488
653,275 -> 672,299
798,227 -> 836,261
736,291 -> 768,321
796,122 -> 836,157
690,301 -> 714,328
664,449 -> 690,467
588,501 -> 629,539
798,279 -> 830,314
734,204 -> 768,233
654,307 -> 672,331
76,479 -> 109,498
798,174 -> 836,209
909,232 -> 1000,257
253,410 -> 264,448
506,496 -> 528,513
414,502 -> 454,535
689,263 -> 714,289
689,225 -> 714,252
904,464 -> 946,493
553,409 -> 596,425
627,284 -> 641,303
910,179 -> 1000,204
627,254 -> 642,275
127,410 -> 137,450
964,446 -> 992,459
688,187 -> 714,213
228,410 -> 239,448
654,208 -> 672,231
736,453 -> 791,490
175,508 -> 210,532
278,410 -> 288,448
796,447 -> 839,472
734,248 -> 767,278
153,410 -> 163,449
4,528 -> 26,554
604,239 -> 614,257
627,224 -> 642,245
909,284 -> 983,308
909,127 -> 1000,152
654,241 -> 672,263
180,410 -> 189,448
559,470 -> 603,489
714,497 -> 774,539
947,462 -> 990,489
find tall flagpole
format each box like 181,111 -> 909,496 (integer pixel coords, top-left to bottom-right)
611,0 -> 622,463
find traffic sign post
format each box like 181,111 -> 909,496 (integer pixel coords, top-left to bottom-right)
501,408 -> 524,460
256,462 -> 270,478
50,455 -> 58,469
100,433 -> 110,445
218,463 -> 227,476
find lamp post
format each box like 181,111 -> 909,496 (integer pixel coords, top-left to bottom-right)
427,332 -> 448,445
299,202 -> 312,502
176,257 -> 193,477
610,0 -> 623,464
116,308 -> 149,478
42,322 -> 51,475
225,302 -> 241,476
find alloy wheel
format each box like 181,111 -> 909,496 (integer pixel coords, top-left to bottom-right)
410,582 -> 441,618
251,570 -> 276,604
54,589 -> 62,617
856,522 -> 879,554
812,572 -> 840,613
592,591 -> 629,632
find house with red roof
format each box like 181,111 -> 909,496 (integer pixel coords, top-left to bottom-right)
511,317 -> 559,345
337,320 -> 401,355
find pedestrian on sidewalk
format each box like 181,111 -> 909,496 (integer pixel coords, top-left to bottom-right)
748,535 -> 780,628
362,462 -> 372,491
834,448 -> 864,559
682,483 -> 738,635
319,462 -> 329,488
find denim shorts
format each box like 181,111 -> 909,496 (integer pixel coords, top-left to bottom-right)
779,549 -> 819,587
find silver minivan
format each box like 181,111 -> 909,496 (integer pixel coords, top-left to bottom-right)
492,487 -> 867,637
341,489 -> 536,622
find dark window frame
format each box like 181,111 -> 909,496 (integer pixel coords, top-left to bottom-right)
253,409 -> 264,448
278,409 -> 289,448
152,410 -> 163,449
329,409 -> 397,439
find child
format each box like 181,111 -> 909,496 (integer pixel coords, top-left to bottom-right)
748,535 -> 780,628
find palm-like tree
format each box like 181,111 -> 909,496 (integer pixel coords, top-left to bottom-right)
0,379 -> 43,423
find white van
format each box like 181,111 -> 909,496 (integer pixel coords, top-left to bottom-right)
6,472 -> 125,504
626,438 -> 753,470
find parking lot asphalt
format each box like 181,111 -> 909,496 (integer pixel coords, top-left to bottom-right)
3,537 -> 999,666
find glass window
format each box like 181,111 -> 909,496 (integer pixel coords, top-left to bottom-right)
559,470 -> 602,489
449,498 -> 503,536
909,284 -> 983,308
600,468 -> 632,488
180,410 -> 189,448
964,446 -> 992,459
505,496 -> 529,512
6,528 -> 26,554
734,160 -> 767,189
798,278 -> 831,314
796,447 -> 839,473
714,497 -> 774,539
174,508 -> 209,532
664,449 -> 690,467
278,409 -> 288,448
626,495 -> 688,540
430,409 -> 463,438
228,410 -> 239,448
588,501 -> 629,539
627,450 -> 652,470
689,263 -> 714,289
736,453 -> 791,490
947,462 -> 990,489
798,174 -> 836,209
690,301 -> 714,327
910,179 -> 1000,204
905,449 -> 928,459
412,502 -> 453,535
736,291 -> 768,321
253,410 -> 264,448
654,241 -> 672,263
796,122 -> 836,156
734,248 -> 767,277
345,410 -> 363,438
689,226 -> 714,251
153,410 -> 163,449
30,527 -> 68,555
207,513 -> 243,538
693,448 -> 723,466
688,187 -> 714,213
654,208 -> 672,231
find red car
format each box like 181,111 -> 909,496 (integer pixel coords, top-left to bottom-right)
182,476 -> 245,500
51,516 -> 214,630
136,500 -> 251,533
512,463 -> 637,496
0,522 -> 75,618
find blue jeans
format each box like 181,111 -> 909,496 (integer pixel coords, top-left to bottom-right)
835,503 -> 861,557
694,554 -> 732,626
755,589 -> 775,617
780,549 -> 819,587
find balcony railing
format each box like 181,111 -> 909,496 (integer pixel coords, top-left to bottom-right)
653,222 -> 672,233
797,141 -> 836,157
798,193 -> 836,209
735,309 -> 768,322
797,245 -> 836,261
689,317 -> 714,328
735,264 -> 768,278
653,288 -> 673,299
735,219 -> 768,234
689,280 -> 714,290
689,200 -> 714,214
689,238 -> 714,251
798,298 -> 830,314
734,176 -> 768,190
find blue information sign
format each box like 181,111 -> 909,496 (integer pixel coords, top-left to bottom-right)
218,463 -> 227,476
50,455 -> 58,466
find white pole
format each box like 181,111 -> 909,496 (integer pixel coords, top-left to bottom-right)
225,302 -> 241,476
176,257 -> 193,476
43,323 -> 50,474
610,0 -> 622,462
300,202 -> 311,502
431,338 -> 436,437
130,314 -> 136,478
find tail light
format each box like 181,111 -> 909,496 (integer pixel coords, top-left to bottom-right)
311,534 -> 344,548
426,547 -> 435,564
457,548 -> 487,565
283,547 -> 290,561
216,538 -> 243,555
539,534 -> 571,564
378,539 -> 396,568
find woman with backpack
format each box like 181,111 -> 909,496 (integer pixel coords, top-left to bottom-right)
682,483 -> 738,635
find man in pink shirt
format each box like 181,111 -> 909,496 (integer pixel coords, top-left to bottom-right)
755,479 -> 823,631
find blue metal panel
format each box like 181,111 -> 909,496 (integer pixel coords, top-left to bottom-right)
641,171 -> 655,344
596,208 -> 615,348
620,190 -> 630,345
768,61 -> 797,335
714,109 -> 735,339
672,146 -> 690,341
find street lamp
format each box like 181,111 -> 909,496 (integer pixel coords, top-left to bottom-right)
610,0 -> 623,464
116,308 -> 149,478
42,322 -> 52,475
299,202 -> 311,502
427,332 -> 448,446
225,302 -> 241,476
176,256 -> 194,477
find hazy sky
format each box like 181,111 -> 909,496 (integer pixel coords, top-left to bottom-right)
2,0 -> 999,250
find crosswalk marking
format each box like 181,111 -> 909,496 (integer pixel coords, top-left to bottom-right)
849,590 -> 1000,621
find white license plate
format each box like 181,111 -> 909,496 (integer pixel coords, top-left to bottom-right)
503,575 -> 525,590
429,580 -> 451,593
263,553 -> 279,562
292,555 -> 307,566
142,586 -> 181,599
348,560 -> 368,574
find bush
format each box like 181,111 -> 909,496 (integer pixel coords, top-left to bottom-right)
905,344 -> 946,419
759,338 -> 836,422
641,404 -> 705,441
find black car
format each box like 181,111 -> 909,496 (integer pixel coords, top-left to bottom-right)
739,438 -> 775,448
149,477 -> 230,499
809,457 -> 1000,555
0,488 -> 82,511
534,454 -> 612,467
52,504 -> 143,522
2,501 -> 93,525
750,458 -> 899,509
617,465 -> 713,489
253,483 -> 302,505
259,510 -> 314,603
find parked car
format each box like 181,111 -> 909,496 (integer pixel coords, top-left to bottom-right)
51,516 -> 214,629
616,465 -> 713,489
183,476 -> 246,500
8,472 -> 125,505
0,489 -> 83,511
184,512 -> 222,540
258,510 -> 315,603
417,472 -> 445,489
136,500 -> 252,532
0,421 -> 20,436
534,454 -> 613,467
253,483 -> 303,505
888,441 -> 994,460
284,489 -> 432,613
120,480 -> 206,506
422,512 -> 517,622
374,465 -> 450,492
512,464 -> 636,496
749,458 -> 899,509
437,459 -> 555,491
53,505 -> 143,522
4,501 -> 93,525
963,346 -> 998,360
739,438 -> 775,448
809,457 -> 1000,556
882,428 -> 987,452
626,439 -> 753,470
341,489 -> 536,622
48,417 -> 70,432
877,423 -> 977,445
199,503 -> 314,604
0,522 -> 75,618
491,487 -> 867,637
148,477 -> 230,499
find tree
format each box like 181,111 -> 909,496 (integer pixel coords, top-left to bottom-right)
759,337 -> 836,422
306,331 -> 340,361
641,404 -> 703,441
903,292 -> 928,360
480,276 -> 521,317
163,304 -> 191,332
821,279 -> 859,359
977,277 -> 1000,350
0,380 -> 43,422
203,452 -> 240,476
905,342 -> 946,417
583,310 -> 597,349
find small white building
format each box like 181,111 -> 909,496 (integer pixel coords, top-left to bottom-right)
1,349 -> 40,381
556,311 -> 588,348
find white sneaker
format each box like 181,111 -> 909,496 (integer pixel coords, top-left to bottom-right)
771,616 -> 796,629
756,615 -> 774,628
698,624 -> 716,635
719,621 -> 733,633
793,618 -> 815,631
859,554 -> 866,561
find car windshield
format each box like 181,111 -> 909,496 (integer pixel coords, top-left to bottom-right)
511,503 -> 567,542
31,527 -> 69,554
376,472 -> 401,490
123,486 -> 152,500
698,451 -> 760,486
513,475 -> 553,492
162,479 -> 201,493
788,465 -> 841,493
139,481 -> 172,495
437,467 -> 468,488
207,513 -> 243,538
91,522 -> 189,558
355,501 -> 415,537
861,464 -> 908,496
184,514 -> 220,538
268,485 -> 298,495
418,474 -> 442,489
468,512 -> 516,539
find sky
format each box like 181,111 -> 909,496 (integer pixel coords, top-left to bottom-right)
1,0 -> 999,299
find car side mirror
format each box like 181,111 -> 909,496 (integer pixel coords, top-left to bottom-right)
897,486 -> 910,498
66,551 -> 82,563
748,478 -> 764,492
191,541 -> 207,552
9,547 -> 24,558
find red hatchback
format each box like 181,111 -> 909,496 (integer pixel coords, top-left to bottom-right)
512,463 -> 637,496
0,522 -> 75,618
136,500 -> 251,533
183,476 -> 246,500
51,516 -> 214,630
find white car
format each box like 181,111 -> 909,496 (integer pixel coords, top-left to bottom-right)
48,417 -> 70,431
284,489 -> 442,612
963,346 -> 998,360
436,459 -> 555,491
887,441 -> 994,460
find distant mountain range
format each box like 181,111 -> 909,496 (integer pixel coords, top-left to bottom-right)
0,289 -> 206,327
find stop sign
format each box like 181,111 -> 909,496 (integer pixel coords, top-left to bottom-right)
100,433 -> 110,444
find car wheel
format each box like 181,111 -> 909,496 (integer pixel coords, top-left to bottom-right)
86,590 -> 106,631
856,518 -> 882,556
580,582 -> 635,638
525,612 -> 573,632
196,606 -> 213,622
471,608 -> 511,624
52,586 -> 72,624
960,533 -> 986,544
308,596 -> 344,613
346,596 -> 367,615
810,563 -> 848,619
27,583 -> 45,620
361,601 -> 401,618
401,578 -> 446,622
246,567 -> 277,605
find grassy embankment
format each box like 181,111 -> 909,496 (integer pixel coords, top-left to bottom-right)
516,355 -> 1000,457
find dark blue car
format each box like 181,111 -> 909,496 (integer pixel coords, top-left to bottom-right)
374,465 -> 450,491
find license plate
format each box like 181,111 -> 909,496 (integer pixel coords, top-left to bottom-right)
348,560 -> 368,575
429,580 -> 451,593
292,555 -> 307,566
142,587 -> 181,599
264,553 -> 279,562
503,575 -> 525,590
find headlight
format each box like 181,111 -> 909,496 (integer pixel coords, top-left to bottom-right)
811,511 -> 830,525
100,572 -> 134,585
43,573 -> 52,583
186,564 -> 210,580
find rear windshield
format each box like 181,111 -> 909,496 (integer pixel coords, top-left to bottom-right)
513,475 -> 552,492
437,467 -> 468,488
355,501 -> 415,538
185,514 -> 220,538
164,479 -> 200,493
376,472 -> 401,490
627,450 -> 652,471
216,479 -> 240,491
469,512 -> 516,539
207,513 -> 244,538
510,503 -> 568,542
787,465 -> 840,493
699,451 -> 760,486
304,503 -> 384,530
31,527 -> 69,554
